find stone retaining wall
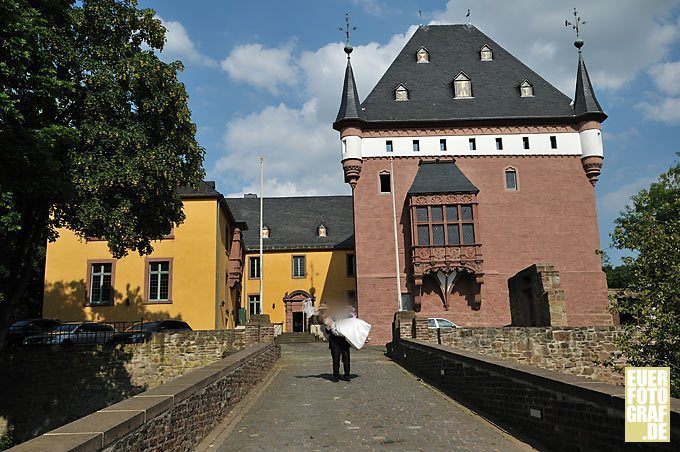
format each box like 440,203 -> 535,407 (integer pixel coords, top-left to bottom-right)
0,324 -> 272,447
428,326 -> 626,385
9,343 -> 280,452
391,338 -> 679,451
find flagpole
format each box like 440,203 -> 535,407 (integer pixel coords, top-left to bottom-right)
259,156 -> 264,317
389,157 -> 403,311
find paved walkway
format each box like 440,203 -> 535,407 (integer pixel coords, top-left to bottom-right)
208,343 -> 531,451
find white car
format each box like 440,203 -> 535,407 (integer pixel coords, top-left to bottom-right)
427,318 -> 459,329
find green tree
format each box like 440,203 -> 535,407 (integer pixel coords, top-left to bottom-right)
611,157 -> 680,397
0,0 -> 204,349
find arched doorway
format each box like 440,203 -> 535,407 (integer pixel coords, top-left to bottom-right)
283,290 -> 313,332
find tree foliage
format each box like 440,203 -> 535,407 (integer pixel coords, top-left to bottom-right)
0,0 -> 204,348
611,157 -> 680,397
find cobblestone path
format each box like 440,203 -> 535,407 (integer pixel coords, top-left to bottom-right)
213,343 -> 531,451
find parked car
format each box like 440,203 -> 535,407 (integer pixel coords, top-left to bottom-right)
23,322 -> 117,346
8,318 -> 61,345
427,318 -> 459,329
110,320 -> 192,344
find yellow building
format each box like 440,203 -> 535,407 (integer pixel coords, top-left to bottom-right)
43,182 -> 248,330
227,195 -> 356,332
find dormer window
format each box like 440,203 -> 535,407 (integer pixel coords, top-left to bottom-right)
453,72 -> 472,98
480,45 -> 493,61
416,47 -> 429,63
261,225 -> 270,239
395,84 -> 409,101
520,80 -> 534,97
318,223 -> 327,237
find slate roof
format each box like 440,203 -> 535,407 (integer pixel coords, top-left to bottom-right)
177,181 -> 246,229
176,180 -> 220,198
408,161 -> 479,195
226,196 -> 354,251
335,59 -> 363,124
359,25 -> 579,123
573,52 -> 606,120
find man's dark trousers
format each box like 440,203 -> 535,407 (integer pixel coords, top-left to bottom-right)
328,333 -> 350,377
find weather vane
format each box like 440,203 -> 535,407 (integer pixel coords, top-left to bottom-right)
565,8 -> 587,50
339,13 -> 357,56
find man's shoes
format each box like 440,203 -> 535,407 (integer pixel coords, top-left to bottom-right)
331,375 -> 340,383
343,375 -> 351,382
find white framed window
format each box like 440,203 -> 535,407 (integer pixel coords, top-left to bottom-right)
148,260 -> 170,302
89,262 -> 113,305
248,294 -> 261,316
249,256 -> 261,279
416,46 -> 429,63
520,80 -> 534,97
453,72 -> 472,98
292,255 -> 306,278
480,45 -> 493,61
395,84 -> 408,101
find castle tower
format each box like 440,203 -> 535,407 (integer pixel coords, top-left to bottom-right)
333,24 -> 612,344
573,39 -> 607,186
334,43 -> 364,189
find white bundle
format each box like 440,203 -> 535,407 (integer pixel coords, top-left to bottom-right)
333,317 -> 372,349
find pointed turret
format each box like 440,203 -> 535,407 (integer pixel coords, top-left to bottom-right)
573,47 -> 606,120
334,50 -> 363,127
333,16 -> 364,189
572,40 -> 606,187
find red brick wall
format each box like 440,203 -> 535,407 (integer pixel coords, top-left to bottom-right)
353,155 -> 611,344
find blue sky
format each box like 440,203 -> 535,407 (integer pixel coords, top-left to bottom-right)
140,0 -> 679,263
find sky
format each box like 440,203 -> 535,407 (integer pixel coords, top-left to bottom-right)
139,0 -> 679,264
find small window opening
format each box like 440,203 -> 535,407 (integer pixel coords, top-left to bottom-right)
395,84 -> 408,101
550,136 -> 557,149
416,47 -> 429,63
495,137 -> 503,151
520,80 -> 534,97
468,138 -> 476,151
453,72 -> 472,98
379,173 -> 391,193
440,139 -> 447,151
412,140 -> 420,152
522,137 -> 530,150
480,45 -> 493,61
505,169 -> 518,190
317,223 -> 327,237
386,140 -> 393,152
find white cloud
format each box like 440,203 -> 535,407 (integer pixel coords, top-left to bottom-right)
598,176 -> 656,214
432,1 -> 680,95
220,43 -> 298,94
649,61 -> 680,95
351,0 -> 384,16
213,28 -> 417,196
156,17 -> 216,66
635,97 -> 680,124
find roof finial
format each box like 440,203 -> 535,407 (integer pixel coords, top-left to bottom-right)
418,10 -> 423,26
465,8 -> 471,26
565,8 -> 587,51
338,13 -> 357,58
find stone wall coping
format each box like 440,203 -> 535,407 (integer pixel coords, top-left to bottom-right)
402,338 -> 680,418
9,342 -> 274,452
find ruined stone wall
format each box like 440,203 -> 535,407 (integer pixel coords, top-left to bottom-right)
0,328 -> 273,447
425,326 -> 625,385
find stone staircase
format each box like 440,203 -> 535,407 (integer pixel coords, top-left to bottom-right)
275,332 -> 318,344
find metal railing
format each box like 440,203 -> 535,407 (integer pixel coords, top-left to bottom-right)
9,319 -> 148,347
